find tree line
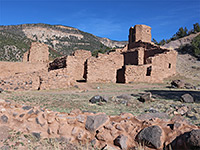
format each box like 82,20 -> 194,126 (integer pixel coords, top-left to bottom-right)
153,23 -> 200,45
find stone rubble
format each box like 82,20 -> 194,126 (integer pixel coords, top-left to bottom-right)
0,99 -> 199,150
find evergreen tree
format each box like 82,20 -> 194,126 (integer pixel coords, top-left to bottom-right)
193,23 -> 200,33
152,38 -> 158,44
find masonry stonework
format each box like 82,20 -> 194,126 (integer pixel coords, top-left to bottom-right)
0,25 -> 177,91
86,52 -> 123,83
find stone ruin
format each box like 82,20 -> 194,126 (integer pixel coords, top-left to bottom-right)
0,25 -> 177,91
0,99 -> 199,149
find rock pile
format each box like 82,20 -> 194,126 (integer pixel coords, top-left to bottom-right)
0,99 -> 199,149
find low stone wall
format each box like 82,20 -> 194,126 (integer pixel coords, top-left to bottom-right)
0,99 -> 199,149
87,52 -> 123,83
40,68 -> 74,90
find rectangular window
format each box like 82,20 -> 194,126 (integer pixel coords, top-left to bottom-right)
146,66 -> 152,76
169,63 -> 171,68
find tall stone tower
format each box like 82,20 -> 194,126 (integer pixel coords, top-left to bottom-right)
128,25 -> 151,49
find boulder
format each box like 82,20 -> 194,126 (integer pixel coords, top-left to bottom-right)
171,80 -> 185,88
89,95 -> 108,104
114,134 -> 128,150
169,129 -> 200,150
136,125 -> 163,149
187,129 -> 200,149
85,114 -> 108,131
138,92 -> 152,102
180,94 -> 194,103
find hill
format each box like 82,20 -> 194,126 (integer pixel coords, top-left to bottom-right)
163,32 -> 200,50
0,23 -> 127,61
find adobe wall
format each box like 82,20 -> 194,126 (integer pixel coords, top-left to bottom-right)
66,50 -> 91,81
23,42 -> 49,63
87,52 -> 123,83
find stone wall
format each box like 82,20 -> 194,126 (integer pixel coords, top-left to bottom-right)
128,25 -> 151,49
86,52 -> 123,83
23,42 -> 49,63
125,50 -> 177,83
66,50 -> 91,81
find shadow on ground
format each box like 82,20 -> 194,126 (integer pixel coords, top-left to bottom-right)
145,89 -> 200,103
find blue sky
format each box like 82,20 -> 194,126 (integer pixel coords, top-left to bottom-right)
0,0 -> 200,42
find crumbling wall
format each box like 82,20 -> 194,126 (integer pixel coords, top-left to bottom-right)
39,68 -> 74,90
0,71 -> 41,91
66,50 -> 91,81
128,25 -> 151,49
125,50 -> 177,83
23,42 -> 49,63
144,48 -> 169,64
87,52 -> 123,83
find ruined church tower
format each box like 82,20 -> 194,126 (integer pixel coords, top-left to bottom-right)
128,25 -> 151,49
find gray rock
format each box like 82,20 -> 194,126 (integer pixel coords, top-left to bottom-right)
171,80 -> 185,88
114,134 -> 128,150
1,115 -> 8,123
139,92 -> 152,102
117,94 -> 132,100
22,106 -> 32,110
89,95 -> 108,103
187,129 -> 200,148
136,125 -> 162,149
31,132 -> 41,139
169,129 -> 200,150
0,88 -> 4,93
137,112 -> 169,121
85,114 -> 108,131
180,94 -> 194,103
